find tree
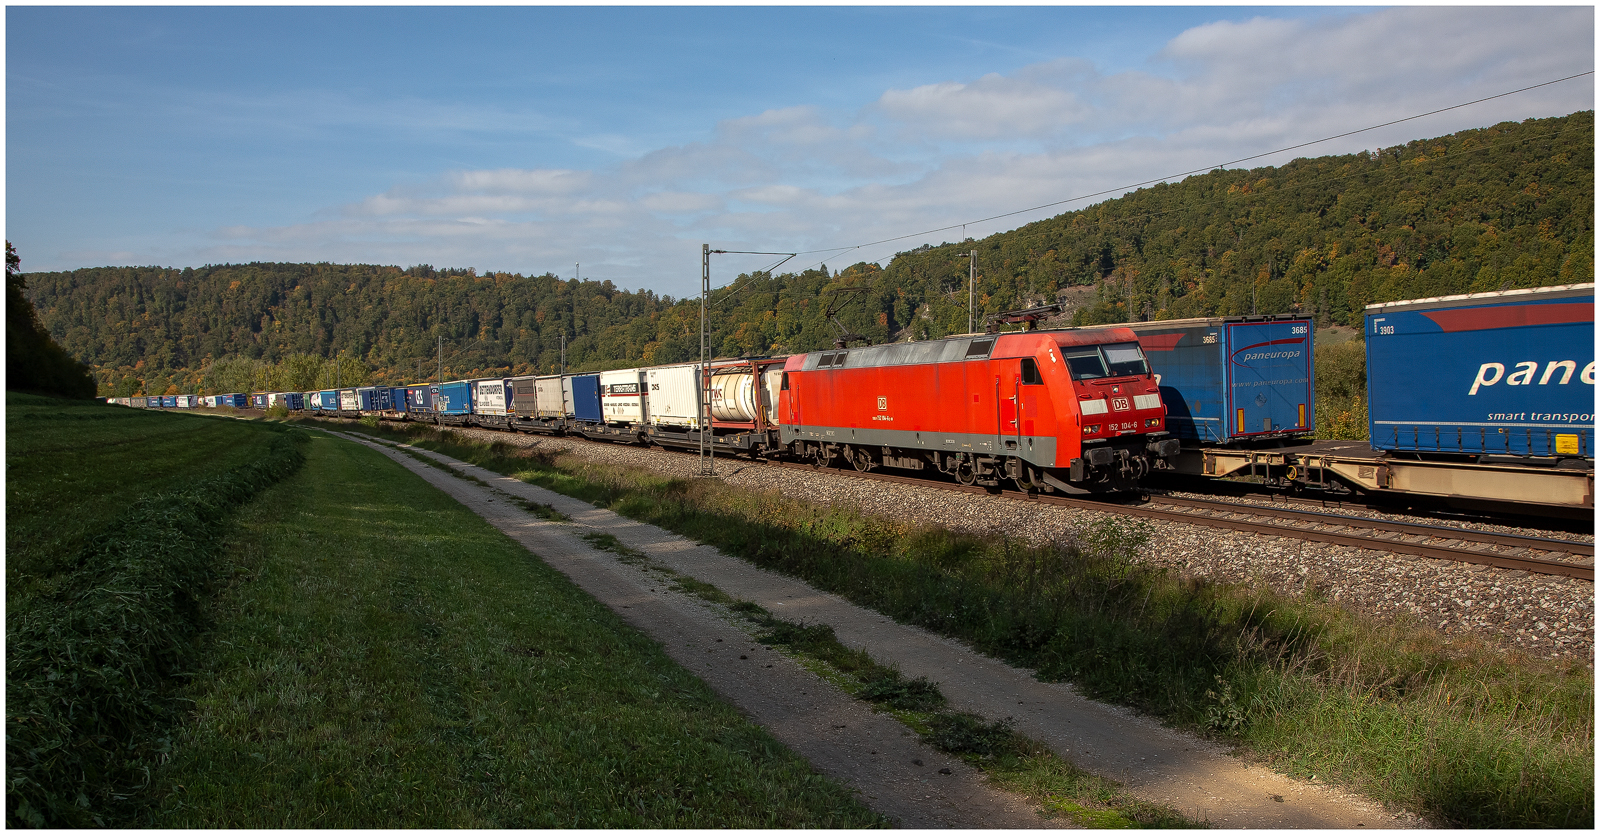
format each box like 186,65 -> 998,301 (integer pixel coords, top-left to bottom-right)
6,241 -> 96,398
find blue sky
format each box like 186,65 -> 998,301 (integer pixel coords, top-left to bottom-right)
7,6 -> 1593,297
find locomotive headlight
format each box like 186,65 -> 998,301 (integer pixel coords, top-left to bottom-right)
1082,424 -> 1100,435
1145,418 -> 1160,427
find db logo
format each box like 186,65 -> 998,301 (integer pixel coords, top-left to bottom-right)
1111,397 -> 1130,412
877,396 -> 888,411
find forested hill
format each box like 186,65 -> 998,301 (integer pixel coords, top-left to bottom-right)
24,111 -> 1594,397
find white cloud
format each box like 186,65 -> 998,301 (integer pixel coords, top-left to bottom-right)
196,7 -> 1594,296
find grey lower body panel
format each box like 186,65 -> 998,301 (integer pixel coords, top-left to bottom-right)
780,424 -> 1058,469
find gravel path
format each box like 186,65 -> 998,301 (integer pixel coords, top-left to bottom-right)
438,425 -> 1594,662
340,429 -> 1418,828
337,431 -> 1070,828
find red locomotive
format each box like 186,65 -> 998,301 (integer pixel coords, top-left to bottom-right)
778,328 -> 1180,492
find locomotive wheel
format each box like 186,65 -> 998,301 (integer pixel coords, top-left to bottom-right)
1013,465 -> 1041,493
850,446 -> 874,472
813,444 -> 835,469
954,458 -> 978,486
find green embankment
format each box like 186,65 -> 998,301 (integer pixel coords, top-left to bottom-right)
353,420 -> 1593,829
141,432 -> 883,827
7,400 -> 883,828
6,393 -> 291,602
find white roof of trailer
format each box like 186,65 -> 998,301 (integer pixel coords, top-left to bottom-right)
1363,282 -> 1594,313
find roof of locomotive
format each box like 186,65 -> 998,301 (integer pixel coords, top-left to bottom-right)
794,327 -> 1139,372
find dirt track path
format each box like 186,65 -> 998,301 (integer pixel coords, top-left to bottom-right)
339,431 -> 1419,828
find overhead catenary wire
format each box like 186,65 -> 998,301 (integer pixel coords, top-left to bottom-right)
549,71 -> 1592,298
779,70 -> 1594,274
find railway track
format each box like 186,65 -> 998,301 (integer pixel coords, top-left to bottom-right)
356,417 -> 1597,582
766,459 -> 1596,582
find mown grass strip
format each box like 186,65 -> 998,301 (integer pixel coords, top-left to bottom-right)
5,423 -> 309,827
341,420 -> 1594,828
7,393 -> 293,603
140,432 -> 885,828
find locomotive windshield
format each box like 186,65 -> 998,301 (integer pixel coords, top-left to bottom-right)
1102,343 -> 1149,377
1063,343 -> 1149,380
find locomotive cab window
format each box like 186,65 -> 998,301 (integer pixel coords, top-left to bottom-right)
1063,349 -> 1108,380
1102,343 -> 1149,377
1019,357 -> 1043,385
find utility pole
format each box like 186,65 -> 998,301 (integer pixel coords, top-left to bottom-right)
968,250 -> 977,334
700,244 -> 714,477
437,334 -> 442,384
698,244 -> 794,478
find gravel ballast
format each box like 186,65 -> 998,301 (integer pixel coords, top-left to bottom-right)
429,424 -> 1595,662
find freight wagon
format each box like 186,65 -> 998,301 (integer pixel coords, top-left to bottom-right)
404,385 -> 433,418
593,369 -> 647,441
1365,284 -> 1593,460
1122,316 -> 1314,446
569,375 -> 603,431
430,381 -> 473,425
1178,286 -> 1593,517
470,378 -> 512,428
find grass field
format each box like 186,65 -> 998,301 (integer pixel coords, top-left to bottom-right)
347,420 -> 1594,828
6,393 -> 287,605
140,431 -> 884,827
8,400 -> 884,827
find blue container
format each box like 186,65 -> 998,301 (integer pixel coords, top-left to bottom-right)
354,386 -> 387,411
251,393 -> 268,409
388,387 -> 408,411
1365,284 -> 1594,458
405,385 -> 433,413
283,392 -> 304,411
431,381 -> 473,416
569,374 -> 602,422
230,393 -> 250,409
1126,317 -> 1314,444
315,390 -> 339,410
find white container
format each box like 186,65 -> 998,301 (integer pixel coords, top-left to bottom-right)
762,366 -> 783,425
535,375 -> 566,418
339,389 -> 359,411
646,363 -> 702,428
474,378 -> 509,416
561,377 -> 575,417
599,368 -> 646,425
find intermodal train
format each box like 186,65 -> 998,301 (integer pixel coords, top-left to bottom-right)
1107,284 -> 1594,517
112,283 -> 1594,513
116,326 -> 1183,494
